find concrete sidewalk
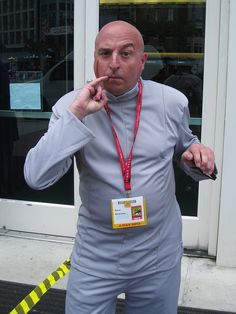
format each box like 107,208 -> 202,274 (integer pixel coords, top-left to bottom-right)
0,229 -> 236,313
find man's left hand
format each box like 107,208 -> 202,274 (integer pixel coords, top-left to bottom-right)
181,143 -> 215,175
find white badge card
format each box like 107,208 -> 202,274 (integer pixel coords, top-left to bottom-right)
111,196 -> 147,229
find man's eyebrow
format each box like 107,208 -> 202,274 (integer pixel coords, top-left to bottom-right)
97,48 -> 112,54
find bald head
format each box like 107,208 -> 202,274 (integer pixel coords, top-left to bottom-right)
95,21 -> 145,52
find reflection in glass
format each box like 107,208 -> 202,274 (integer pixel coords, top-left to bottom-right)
100,1 -> 205,118
0,115 -> 74,205
0,0 -> 74,112
99,1 -> 206,216
0,0 -> 74,204
0,60 -> 19,197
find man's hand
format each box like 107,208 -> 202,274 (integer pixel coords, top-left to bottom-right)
181,143 -> 215,175
69,76 -> 108,120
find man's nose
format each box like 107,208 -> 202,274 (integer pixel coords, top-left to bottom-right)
109,53 -> 120,70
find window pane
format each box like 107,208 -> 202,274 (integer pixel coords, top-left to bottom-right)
0,115 -> 74,205
0,0 -> 74,112
99,0 -> 206,216
0,0 -> 74,205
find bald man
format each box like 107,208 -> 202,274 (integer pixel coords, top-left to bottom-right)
24,21 -> 216,314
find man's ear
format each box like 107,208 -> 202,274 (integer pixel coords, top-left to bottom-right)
141,53 -> 148,70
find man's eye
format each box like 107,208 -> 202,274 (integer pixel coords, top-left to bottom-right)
99,51 -> 110,57
121,51 -> 131,58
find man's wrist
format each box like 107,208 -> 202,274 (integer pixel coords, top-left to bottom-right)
69,105 -> 86,120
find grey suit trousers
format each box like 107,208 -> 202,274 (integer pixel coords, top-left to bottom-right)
65,258 -> 181,314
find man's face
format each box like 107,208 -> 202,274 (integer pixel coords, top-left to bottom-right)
94,23 -> 147,96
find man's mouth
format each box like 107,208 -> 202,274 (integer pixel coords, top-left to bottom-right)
107,76 -> 122,80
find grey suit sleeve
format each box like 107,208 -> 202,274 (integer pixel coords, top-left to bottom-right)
24,105 -> 95,190
174,102 -> 217,181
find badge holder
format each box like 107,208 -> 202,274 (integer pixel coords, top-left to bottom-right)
111,196 -> 147,229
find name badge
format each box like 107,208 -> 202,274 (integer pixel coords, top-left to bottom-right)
111,196 -> 147,229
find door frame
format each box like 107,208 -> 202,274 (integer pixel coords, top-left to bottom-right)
0,0 -> 226,253
183,0 -> 224,251
81,0 -> 225,252
0,0 -> 89,238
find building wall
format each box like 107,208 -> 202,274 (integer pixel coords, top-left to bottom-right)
217,0 -> 236,267
0,0 -> 235,267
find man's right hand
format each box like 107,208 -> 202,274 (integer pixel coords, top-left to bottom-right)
69,76 -> 108,120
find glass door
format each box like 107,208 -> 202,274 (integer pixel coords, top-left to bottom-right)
0,0 -> 220,249
0,0 -> 78,236
96,0 -> 219,249
99,0 -> 205,215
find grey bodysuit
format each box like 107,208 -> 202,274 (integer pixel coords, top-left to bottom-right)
24,79 -> 210,279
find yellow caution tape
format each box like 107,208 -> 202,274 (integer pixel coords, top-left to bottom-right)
9,258 -> 71,314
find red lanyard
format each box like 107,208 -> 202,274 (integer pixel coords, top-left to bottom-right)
104,80 -> 143,194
